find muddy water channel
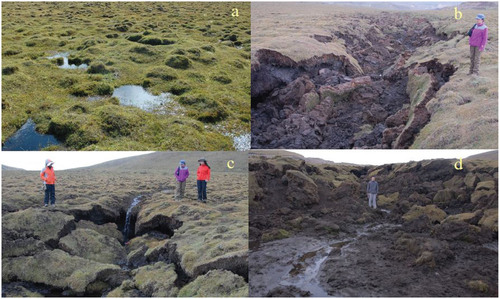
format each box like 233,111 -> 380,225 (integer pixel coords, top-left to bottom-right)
250,223 -> 401,297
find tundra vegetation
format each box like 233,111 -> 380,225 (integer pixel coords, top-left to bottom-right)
2,2 -> 250,150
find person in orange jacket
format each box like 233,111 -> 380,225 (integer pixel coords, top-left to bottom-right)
196,158 -> 211,203
40,159 -> 56,207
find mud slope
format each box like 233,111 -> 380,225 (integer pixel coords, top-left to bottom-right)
2,153 -> 248,297
249,152 -> 498,297
251,10 -> 462,149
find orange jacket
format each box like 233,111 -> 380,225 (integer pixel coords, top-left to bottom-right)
197,165 -> 211,181
41,167 -> 56,184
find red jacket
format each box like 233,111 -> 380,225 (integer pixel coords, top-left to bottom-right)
41,167 -> 56,184
197,165 -> 211,181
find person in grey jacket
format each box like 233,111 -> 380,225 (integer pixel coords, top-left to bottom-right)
367,176 -> 379,209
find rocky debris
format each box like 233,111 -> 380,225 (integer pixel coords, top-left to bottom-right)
178,269 -> 248,297
251,49 -> 299,102
2,249 -> 127,295
59,228 -> 127,265
478,208 -> 498,232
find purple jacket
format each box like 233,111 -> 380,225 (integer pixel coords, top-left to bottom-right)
174,166 -> 189,182
469,24 -> 488,51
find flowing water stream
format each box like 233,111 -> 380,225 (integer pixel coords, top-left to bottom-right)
250,222 -> 402,296
123,196 -> 142,242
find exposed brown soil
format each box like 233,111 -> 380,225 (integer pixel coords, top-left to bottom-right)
251,13 -> 457,149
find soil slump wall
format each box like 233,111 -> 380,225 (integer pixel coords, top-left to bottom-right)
251,13 -> 456,149
249,155 -> 498,297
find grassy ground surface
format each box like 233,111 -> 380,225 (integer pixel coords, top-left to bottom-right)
2,2 -> 250,150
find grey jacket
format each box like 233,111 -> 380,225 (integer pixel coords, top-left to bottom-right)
367,181 -> 379,194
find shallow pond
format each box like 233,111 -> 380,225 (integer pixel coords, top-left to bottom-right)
111,85 -> 173,112
47,52 -> 88,69
2,119 -> 60,151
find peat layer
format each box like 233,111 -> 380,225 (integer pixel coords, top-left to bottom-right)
251,13 -> 457,149
249,153 -> 498,296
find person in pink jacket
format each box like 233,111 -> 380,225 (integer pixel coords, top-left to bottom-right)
174,160 -> 189,201
468,14 -> 488,75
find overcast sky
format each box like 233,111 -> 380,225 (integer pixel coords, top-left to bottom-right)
1,151 -> 153,171
289,150 -> 494,165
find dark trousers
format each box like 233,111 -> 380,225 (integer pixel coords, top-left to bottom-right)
44,184 -> 56,205
470,46 -> 482,74
197,180 -> 207,201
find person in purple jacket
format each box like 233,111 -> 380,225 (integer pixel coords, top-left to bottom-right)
469,14 -> 488,75
174,160 -> 189,201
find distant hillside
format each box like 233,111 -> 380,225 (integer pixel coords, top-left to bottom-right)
1,165 -> 25,171
334,2 -> 460,10
72,152 -> 248,173
465,150 -> 498,161
459,2 -> 498,10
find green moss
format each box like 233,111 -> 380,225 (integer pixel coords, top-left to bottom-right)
146,67 -> 177,81
467,280 -> 489,293
2,2 -> 250,149
96,105 -> 142,137
402,204 -> 447,223
262,229 -> 290,242
87,63 -> 110,74
165,55 -> 191,69
2,250 -> 124,293
132,262 -> 178,297
211,75 -> 232,84
178,270 -> 248,297
178,95 -> 228,122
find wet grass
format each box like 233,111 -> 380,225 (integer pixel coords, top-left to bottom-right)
2,2 -> 250,150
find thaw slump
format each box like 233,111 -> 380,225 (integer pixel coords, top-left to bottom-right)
251,14 -> 456,149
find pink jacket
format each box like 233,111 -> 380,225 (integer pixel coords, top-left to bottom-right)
469,24 -> 488,51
